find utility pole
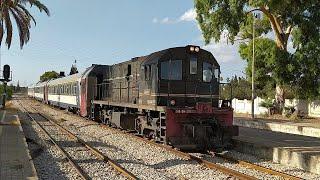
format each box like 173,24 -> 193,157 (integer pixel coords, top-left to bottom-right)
251,14 -> 256,119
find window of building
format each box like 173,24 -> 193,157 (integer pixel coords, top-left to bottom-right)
190,57 -> 197,74
203,62 -> 213,82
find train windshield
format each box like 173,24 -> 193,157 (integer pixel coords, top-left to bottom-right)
203,62 -> 213,82
161,60 -> 182,80
203,62 -> 219,82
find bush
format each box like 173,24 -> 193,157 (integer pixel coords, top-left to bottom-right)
259,99 -> 274,108
259,99 -> 275,116
0,84 -> 13,100
283,106 -> 295,117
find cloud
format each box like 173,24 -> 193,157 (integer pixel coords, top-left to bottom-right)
152,17 -> 176,24
203,42 -> 241,63
152,18 -> 158,23
202,41 -> 246,78
161,17 -> 170,24
179,8 -> 196,22
152,8 -> 196,24
201,33 -> 241,64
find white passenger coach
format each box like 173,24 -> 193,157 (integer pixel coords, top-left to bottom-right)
47,73 -> 81,111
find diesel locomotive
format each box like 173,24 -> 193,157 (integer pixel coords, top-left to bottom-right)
28,45 -> 238,151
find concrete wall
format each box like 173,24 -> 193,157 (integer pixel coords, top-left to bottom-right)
309,100 -> 320,118
232,97 -> 268,115
232,97 -> 320,118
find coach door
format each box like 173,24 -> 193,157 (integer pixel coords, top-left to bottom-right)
80,79 -> 87,116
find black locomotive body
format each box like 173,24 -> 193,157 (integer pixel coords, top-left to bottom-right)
92,45 -> 238,150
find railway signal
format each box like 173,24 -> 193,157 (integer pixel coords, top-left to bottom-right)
1,64 -> 12,109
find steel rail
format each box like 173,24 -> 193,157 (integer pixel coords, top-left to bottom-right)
23,101 -> 138,180
215,154 -> 303,180
99,124 -> 256,180
18,101 -> 90,180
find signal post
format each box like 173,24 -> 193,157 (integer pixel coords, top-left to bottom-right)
0,65 -> 12,109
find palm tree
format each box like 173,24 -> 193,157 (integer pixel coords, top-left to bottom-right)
0,0 -> 49,49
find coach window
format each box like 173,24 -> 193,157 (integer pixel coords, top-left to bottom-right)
73,83 -> 77,95
203,62 -> 213,82
70,84 -> 73,95
69,84 -> 71,95
190,57 -> 197,74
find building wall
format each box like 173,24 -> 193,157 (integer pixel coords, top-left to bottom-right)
232,97 -> 320,118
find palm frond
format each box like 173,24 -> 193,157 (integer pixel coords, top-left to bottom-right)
0,0 -> 49,49
3,5 -> 13,48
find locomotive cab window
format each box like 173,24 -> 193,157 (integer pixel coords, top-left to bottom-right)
190,57 -> 197,74
160,61 -> 169,80
203,62 -> 213,82
214,68 -> 220,80
161,60 -> 182,80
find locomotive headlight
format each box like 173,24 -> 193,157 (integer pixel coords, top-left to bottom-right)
170,99 -> 176,106
190,46 -> 195,52
195,47 -> 200,52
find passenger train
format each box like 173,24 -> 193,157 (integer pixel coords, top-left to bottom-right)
28,45 -> 238,151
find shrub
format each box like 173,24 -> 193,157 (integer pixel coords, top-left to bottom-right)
259,99 -> 274,108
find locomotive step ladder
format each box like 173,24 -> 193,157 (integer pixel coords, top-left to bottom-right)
160,111 -> 166,142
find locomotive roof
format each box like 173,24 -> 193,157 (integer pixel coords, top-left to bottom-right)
141,46 -> 218,66
47,73 -> 81,86
107,46 -> 218,67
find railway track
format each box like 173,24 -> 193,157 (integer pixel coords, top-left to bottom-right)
100,124 -> 303,180
20,97 -> 304,180
18,100 -> 137,180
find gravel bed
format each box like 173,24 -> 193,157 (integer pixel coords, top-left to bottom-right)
23,99 -> 320,180
29,113 -> 127,180
190,153 -> 281,180
60,117 -> 230,180
224,150 -> 320,180
17,108 -> 82,180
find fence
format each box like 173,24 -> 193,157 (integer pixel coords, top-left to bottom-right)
232,97 -> 320,118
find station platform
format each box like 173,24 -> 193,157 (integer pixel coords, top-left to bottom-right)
234,117 -> 320,138
233,127 -> 320,174
0,107 -> 37,179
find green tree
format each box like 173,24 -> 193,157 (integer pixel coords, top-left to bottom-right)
221,75 -> 251,100
40,71 -> 59,82
0,84 -> 13,99
0,0 -> 50,49
195,0 -> 320,105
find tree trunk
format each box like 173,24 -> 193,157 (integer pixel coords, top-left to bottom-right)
274,35 -> 287,114
275,85 -> 285,114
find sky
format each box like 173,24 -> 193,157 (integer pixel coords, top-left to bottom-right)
1,0 -> 246,86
